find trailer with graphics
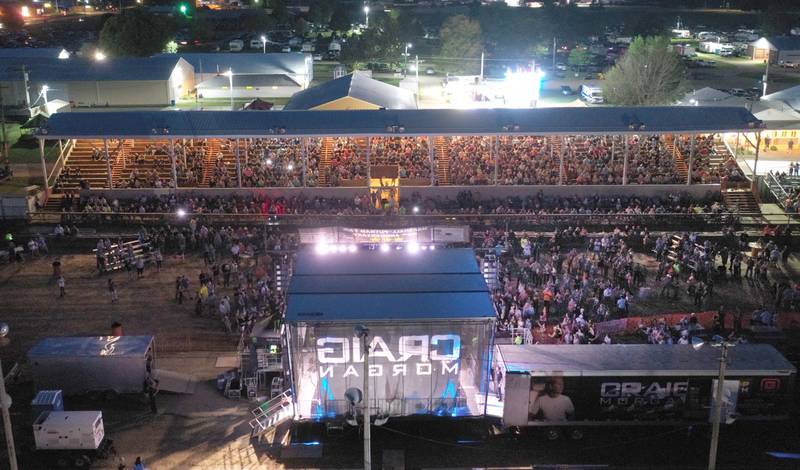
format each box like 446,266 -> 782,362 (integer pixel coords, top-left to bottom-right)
494,344 -> 795,437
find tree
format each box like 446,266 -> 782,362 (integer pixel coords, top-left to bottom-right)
567,47 -> 592,70
440,15 -> 482,60
624,14 -> 666,38
309,0 -> 335,26
99,9 -> 174,57
269,0 -> 289,25
603,36 -> 687,106
329,4 -> 350,32
760,2 -> 797,36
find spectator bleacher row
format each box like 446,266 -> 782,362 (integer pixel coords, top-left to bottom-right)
53,134 -> 741,191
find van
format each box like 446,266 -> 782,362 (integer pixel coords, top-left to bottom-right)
250,38 -> 264,49
580,84 -> 604,104
229,39 -> 244,52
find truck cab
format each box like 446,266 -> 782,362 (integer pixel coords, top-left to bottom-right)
580,84 -> 604,104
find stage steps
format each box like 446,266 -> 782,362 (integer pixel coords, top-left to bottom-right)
249,390 -> 294,441
669,141 -> 688,180
435,136 -> 449,185
60,139 -> 112,189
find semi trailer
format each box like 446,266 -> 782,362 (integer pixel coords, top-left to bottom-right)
494,344 -> 795,433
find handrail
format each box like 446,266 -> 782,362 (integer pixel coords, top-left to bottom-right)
46,139 -> 75,189
28,209 -> 778,228
766,172 -> 789,205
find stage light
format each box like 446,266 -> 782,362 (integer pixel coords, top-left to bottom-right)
176,208 -> 186,218
408,242 -> 420,254
380,243 -> 390,253
287,163 -> 294,171
315,242 -> 330,255
266,158 -> 273,166
337,244 -> 347,253
421,245 -> 428,251
429,245 -> 436,250
412,206 -> 419,214
348,244 -> 357,253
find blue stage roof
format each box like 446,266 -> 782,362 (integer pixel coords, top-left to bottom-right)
286,248 -> 494,322
28,336 -> 154,358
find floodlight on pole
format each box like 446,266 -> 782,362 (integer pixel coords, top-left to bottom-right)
223,69 -> 234,110
94,50 -> 106,61
261,35 -> 267,54
354,325 -> 371,470
363,5 -> 370,28
693,338 -> 736,470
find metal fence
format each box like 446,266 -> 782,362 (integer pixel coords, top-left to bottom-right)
28,210 -> 777,231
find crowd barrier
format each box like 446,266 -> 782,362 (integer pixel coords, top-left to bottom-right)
593,310 -> 800,338
29,210 -> 769,231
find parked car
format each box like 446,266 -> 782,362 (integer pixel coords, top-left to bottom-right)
729,88 -> 748,97
312,53 -> 323,61
425,67 -> 436,75
780,60 -> 797,69
281,46 -> 291,53
555,63 -> 567,71
561,85 -> 575,96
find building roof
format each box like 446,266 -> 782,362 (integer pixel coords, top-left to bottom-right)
41,106 -> 761,139
157,52 -> 310,76
28,336 -> 154,358
763,84 -> 800,112
285,247 -> 494,322
196,74 -> 301,90
497,344 -> 796,376
680,87 -> 733,104
0,56 -> 183,82
284,72 -> 417,110
0,48 -> 68,59
760,36 -> 800,51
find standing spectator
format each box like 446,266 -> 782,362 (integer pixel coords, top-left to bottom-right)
108,278 -> 118,303
57,275 -> 66,298
136,257 -> 145,279
155,250 -> 163,272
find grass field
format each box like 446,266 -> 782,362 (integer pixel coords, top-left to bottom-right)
2,123 -> 60,164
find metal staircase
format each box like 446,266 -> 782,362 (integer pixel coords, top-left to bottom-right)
435,136 -> 449,185
249,390 -> 294,440
481,253 -> 499,290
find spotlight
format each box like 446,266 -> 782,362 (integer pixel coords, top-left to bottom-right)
266,158 -> 273,166
315,242 -> 329,255
408,242 -> 420,254
337,244 -> 347,253
421,245 -> 428,251
413,206 -> 420,214
348,244 -> 357,253
380,243 -> 390,253
176,209 -> 186,218
429,245 -> 436,250
287,163 -> 294,171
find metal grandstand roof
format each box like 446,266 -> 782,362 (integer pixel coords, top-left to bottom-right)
156,52 -> 310,76
0,56 -> 183,82
285,247 -> 494,322
284,72 -> 417,110
196,74 -> 301,89
40,106 -> 760,139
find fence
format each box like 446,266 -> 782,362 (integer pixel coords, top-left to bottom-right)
28,210 -> 775,231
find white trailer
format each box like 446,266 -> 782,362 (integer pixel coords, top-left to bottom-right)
33,411 -> 116,468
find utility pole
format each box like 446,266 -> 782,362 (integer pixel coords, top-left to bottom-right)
480,51 -> 484,82
762,59 -> 769,97
355,326 -> 371,470
552,37 -> 557,71
0,360 -> 19,470
0,89 -> 9,162
707,343 -> 730,470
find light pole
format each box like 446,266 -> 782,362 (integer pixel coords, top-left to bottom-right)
41,85 -> 49,114
693,338 -> 736,470
363,5 -> 370,28
223,69 -> 234,110
261,35 -> 267,54
404,43 -> 412,71
355,325 -> 371,470
0,333 -> 18,470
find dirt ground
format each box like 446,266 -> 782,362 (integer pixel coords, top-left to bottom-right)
0,245 -> 797,469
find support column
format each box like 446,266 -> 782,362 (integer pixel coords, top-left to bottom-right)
734,132 -> 740,157
558,136 -> 564,185
302,137 -> 308,187
687,134 -> 696,185
493,135 -> 499,185
366,137 -> 371,185
104,138 -> 112,189
58,139 -> 63,154
39,138 -> 48,198
428,135 -> 435,186
169,138 -> 177,189
235,139 -> 242,188
752,131 -> 762,181
622,135 -> 629,185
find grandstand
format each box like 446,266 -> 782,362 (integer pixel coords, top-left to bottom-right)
34,106 -> 766,217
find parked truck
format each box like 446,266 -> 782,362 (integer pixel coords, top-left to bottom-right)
494,344 -> 795,437
28,336 -> 156,396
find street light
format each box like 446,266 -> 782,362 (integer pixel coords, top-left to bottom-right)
693,337 -> 737,470
354,325 -> 371,470
94,50 -> 106,61
223,69 -> 234,110
363,5 -> 370,28
404,43 -> 412,71
260,35 -> 267,54
41,85 -> 49,113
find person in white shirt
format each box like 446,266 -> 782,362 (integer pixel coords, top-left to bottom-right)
530,377 -> 575,422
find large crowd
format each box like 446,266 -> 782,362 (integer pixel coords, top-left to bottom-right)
62,190 -> 730,218
58,135 -> 743,189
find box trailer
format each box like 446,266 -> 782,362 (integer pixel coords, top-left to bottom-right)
33,410 -> 116,468
494,344 -> 796,429
28,336 -> 155,395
